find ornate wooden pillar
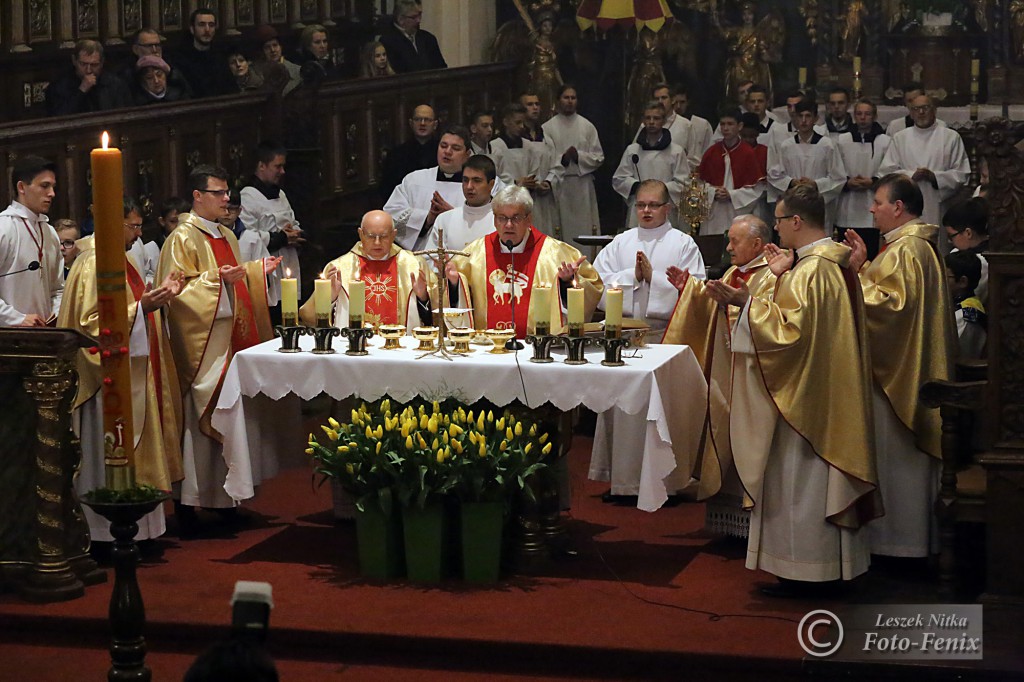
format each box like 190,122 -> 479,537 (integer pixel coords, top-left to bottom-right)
289,0 -> 305,29
221,0 -> 240,36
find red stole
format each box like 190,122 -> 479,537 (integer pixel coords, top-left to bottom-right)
728,265 -> 759,288
484,228 -> 547,337
698,140 -> 764,188
125,259 -> 163,419
203,232 -> 261,353
357,255 -> 401,325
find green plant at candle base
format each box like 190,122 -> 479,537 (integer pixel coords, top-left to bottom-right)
83,484 -> 167,504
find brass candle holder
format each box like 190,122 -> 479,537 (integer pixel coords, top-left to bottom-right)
596,335 -> 631,367
274,324 -> 310,353
525,332 -> 560,363
379,324 -> 406,350
312,326 -> 342,354
413,326 -> 439,351
562,335 -> 592,365
342,325 -> 374,356
448,327 -> 475,354
485,328 -> 515,354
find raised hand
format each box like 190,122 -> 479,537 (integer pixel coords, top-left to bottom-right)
326,268 -> 343,300
763,243 -> 794,276
557,256 -> 587,282
411,270 -> 429,302
842,229 -> 868,272
666,266 -> 690,292
219,264 -> 245,284
706,279 -> 750,308
263,256 -> 283,275
635,251 -> 652,284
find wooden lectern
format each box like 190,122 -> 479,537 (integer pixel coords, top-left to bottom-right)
0,327 -> 105,602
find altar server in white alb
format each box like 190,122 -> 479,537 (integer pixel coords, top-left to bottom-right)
543,84 -> 604,245
491,103 -> 558,236
424,155 -> 496,252
697,108 -> 766,236
878,93 -> 970,252
594,180 -> 704,342
768,99 -> 847,230
0,155 -> 64,326
613,101 -> 689,229
385,125 -> 505,251
714,84 -> 777,146
765,90 -> 827,157
632,84 -> 696,167
835,99 -> 891,258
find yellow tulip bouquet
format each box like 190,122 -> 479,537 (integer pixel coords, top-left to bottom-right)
307,398 -> 551,514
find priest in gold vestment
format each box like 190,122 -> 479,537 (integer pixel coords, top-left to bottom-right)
844,173 -> 956,559
298,210 -> 437,330
453,185 -> 603,337
59,197 -> 184,542
662,214 -> 776,538
156,166 -> 279,529
707,184 -> 881,596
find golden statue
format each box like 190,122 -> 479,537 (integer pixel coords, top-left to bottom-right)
840,0 -> 867,62
712,1 -> 784,104
491,1 -> 567,120
625,28 -> 666,133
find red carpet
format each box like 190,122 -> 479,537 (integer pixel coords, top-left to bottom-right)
2,436 -> 1023,680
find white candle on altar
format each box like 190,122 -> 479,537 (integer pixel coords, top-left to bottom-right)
852,56 -> 862,74
567,283 -> 584,332
605,287 -> 623,333
532,284 -> 551,329
971,59 -> 980,77
314,274 -> 332,327
281,269 -> 298,325
349,279 -> 365,325
798,67 -> 807,88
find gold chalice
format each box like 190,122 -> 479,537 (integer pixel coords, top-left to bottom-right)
448,327 -> 475,354
379,324 -> 406,350
485,328 -> 514,354
413,326 -> 439,351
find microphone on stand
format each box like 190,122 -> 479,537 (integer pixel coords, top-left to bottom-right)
502,240 -> 525,350
0,261 -> 40,278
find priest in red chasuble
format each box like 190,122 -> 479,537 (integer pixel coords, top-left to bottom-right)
452,185 -> 603,338
299,210 -> 437,330
156,165 -> 279,529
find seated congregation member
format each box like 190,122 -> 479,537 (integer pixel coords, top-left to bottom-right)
253,24 -> 302,96
706,184 -> 881,597
380,105 -> 439,200
593,180 -> 705,342
133,55 -> 191,106
944,197 -> 990,302
360,40 -> 395,78
379,0 -> 447,73
843,173 -> 955,561
835,99 -> 891,259
697,108 -> 765,236
385,125 -> 505,251
299,210 -> 436,331
491,103 -> 558,236
453,185 -> 603,338
172,8 -> 235,99
612,101 -> 689,229
767,99 -> 847,231
946,250 -> 987,360
663,215 -> 777,538
425,155 -> 496,252
119,28 -> 194,100
227,50 -> 265,92
156,165 -> 281,533
296,24 -> 343,80
59,197 -> 185,544
46,39 -> 131,116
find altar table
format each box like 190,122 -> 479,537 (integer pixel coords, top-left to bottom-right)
211,336 -> 708,512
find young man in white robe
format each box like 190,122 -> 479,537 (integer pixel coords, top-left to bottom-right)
824,86 -> 854,139
613,102 -> 689,229
697,109 -> 767,236
469,111 -> 494,156
491,103 -> 558,236
543,84 -> 604,245
425,155 -> 496,253
768,99 -> 848,231
632,84 -> 695,168
384,125 -> 505,251
765,91 -> 828,158
0,155 -> 64,326
671,87 -> 714,168
835,99 -> 891,258
713,84 -> 777,146
594,180 -> 705,343
878,93 -> 970,252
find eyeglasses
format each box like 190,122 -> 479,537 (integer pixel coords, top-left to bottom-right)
910,105 -> 934,113
124,223 -> 144,231
494,214 -> 528,225
361,232 -> 393,243
60,239 -> 76,248
774,214 -> 797,225
636,202 -> 667,211
197,189 -> 230,198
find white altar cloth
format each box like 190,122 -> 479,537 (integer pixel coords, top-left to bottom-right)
211,336 -> 707,512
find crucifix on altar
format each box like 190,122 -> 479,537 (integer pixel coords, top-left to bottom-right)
413,227 -> 469,360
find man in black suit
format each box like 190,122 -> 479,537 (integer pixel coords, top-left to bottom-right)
379,0 -> 447,74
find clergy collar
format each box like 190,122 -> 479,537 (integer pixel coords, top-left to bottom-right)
4,200 -> 48,223
463,202 -> 493,219
637,221 -> 672,238
436,167 -> 463,182
249,175 -> 281,200
498,228 -> 538,253
883,217 -> 925,244
635,128 -> 672,151
192,213 -> 226,237
353,242 -> 400,260
796,236 -> 833,257
498,133 -> 523,149
737,254 -> 767,272
795,132 -> 824,144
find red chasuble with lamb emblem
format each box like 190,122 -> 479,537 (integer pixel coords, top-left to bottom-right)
484,227 -> 546,337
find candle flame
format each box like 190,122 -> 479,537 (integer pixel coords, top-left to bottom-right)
319,271 -> 326,280
101,131 -> 109,150
572,277 -> 578,288
285,268 -> 292,278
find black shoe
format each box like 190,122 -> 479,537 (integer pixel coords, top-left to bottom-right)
174,502 -> 203,538
600,490 -> 639,505
207,506 -> 252,528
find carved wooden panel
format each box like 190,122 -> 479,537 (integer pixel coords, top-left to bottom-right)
122,0 -> 143,35
236,0 -> 255,26
301,0 -> 318,22
28,0 -> 53,41
270,0 -> 287,23
75,0 -> 98,37
161,0 -> 182,31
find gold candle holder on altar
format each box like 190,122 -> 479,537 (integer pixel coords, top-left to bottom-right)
379,324 -> 406,350
413,326 -> 439,351
485,328 -> 515,354
448,327 -> 474,354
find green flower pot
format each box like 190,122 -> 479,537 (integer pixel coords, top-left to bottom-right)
402,504 -> 446,583
355,504 -> 404,580
460,500 -> 505,584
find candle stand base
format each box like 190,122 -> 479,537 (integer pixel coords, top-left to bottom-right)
274,325 -> 309,353
342,326 -> 374,356
525,334 -> 561,363
82,491 -> 169,682
563,336 -> 591,365
311,327 -> 341,355
597,337 -> 631,367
